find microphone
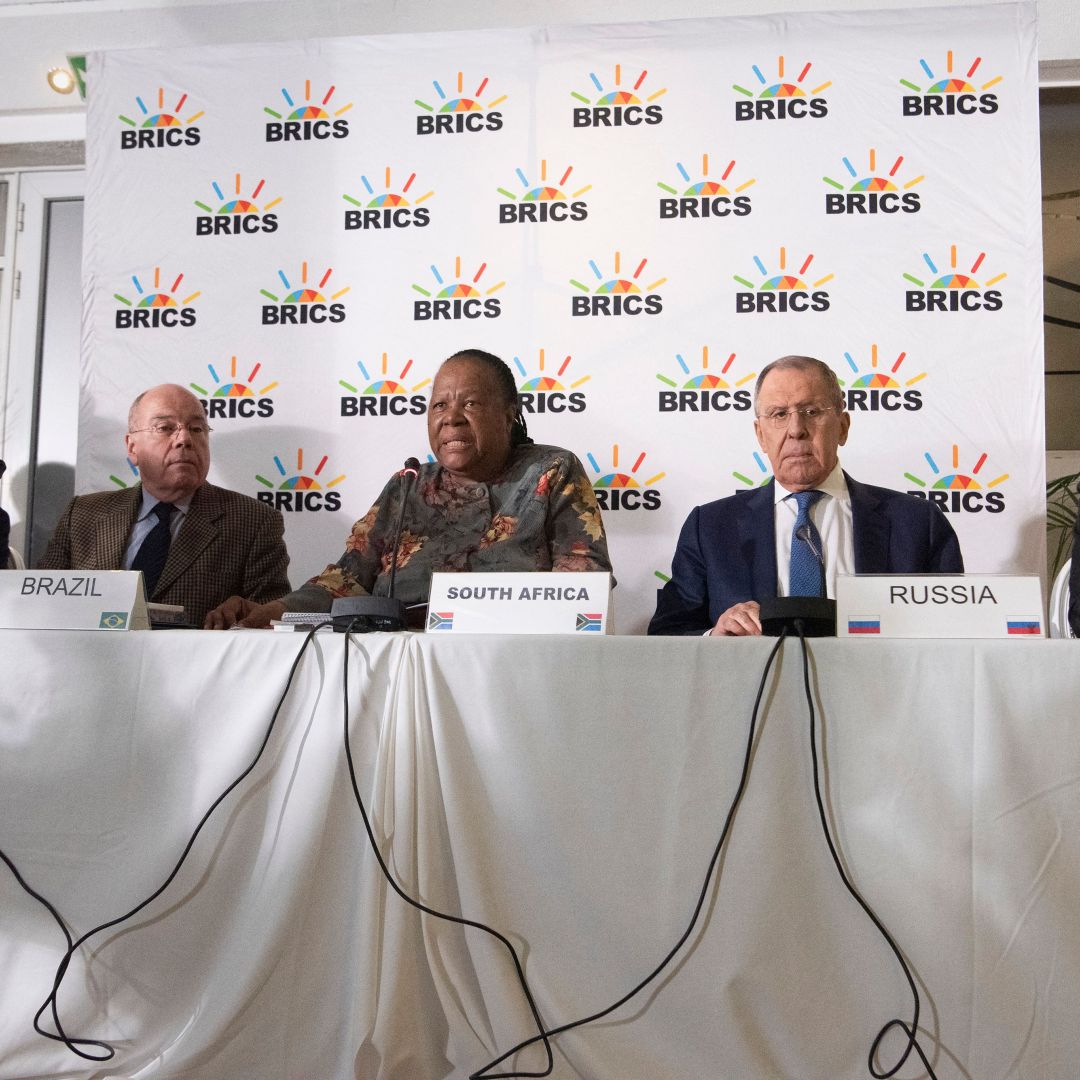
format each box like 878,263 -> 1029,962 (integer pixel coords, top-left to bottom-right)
759,522 -> 837,638
332,457 -> 421,633
387,458 -> 421,602
795,523 -> 824,568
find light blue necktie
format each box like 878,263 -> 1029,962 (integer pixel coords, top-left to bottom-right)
788,490 -> 826,597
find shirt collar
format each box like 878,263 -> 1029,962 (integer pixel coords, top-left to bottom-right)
773,461 -> 849,505
138,488 -> 193,520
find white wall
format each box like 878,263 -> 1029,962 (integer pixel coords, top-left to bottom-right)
0,0 -> 1078,144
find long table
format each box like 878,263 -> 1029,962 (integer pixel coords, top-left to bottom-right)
1,629 -> 1078,1079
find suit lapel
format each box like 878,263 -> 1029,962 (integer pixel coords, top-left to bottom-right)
847,473 -> 889,573
95,486 -> 141,568
155,484 -> 219,596
738,481 -> 778,600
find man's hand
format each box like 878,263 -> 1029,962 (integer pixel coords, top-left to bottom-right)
709,600 -> 762,637
204,596 -> 287,630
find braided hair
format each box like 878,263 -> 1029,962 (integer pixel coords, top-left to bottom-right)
444,348 -> 533,446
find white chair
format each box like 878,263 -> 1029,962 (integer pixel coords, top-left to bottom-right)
1048,558 -> 1074,638
6,546 -> 25,569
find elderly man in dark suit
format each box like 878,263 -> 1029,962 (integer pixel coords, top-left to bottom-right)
649,355 -> 963,636
39,384 -> 290,627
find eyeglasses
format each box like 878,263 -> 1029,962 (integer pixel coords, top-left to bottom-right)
129,420 -> 213,438
757,405 -> 840,429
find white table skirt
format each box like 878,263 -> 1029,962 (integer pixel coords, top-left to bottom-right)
1,629 -> 1077,1079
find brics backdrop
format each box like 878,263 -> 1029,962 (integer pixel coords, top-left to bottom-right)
80,2 -> 1043,630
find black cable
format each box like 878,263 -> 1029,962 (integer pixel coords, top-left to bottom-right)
339,630 -> 555,1078
796,630 -> 940,1080
339,631 -> 787,1078
3,628 -> 943,1077
0,627 -> 320,1061
466,630 -> 787,1078
0,846 -> 105,1058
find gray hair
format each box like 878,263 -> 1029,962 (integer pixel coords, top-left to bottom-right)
753,355 -> 845,413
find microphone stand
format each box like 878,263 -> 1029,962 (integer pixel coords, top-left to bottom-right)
332,458 -> 420,633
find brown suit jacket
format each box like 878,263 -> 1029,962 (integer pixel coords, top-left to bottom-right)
39,482 -> 291,626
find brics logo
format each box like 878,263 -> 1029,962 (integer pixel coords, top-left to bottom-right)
415,72 -> 506,135
412,257 -> 504,320
658,155 -> 754,221
588,445 -> 664,511
838,345 -> 926,412
498,160 -> 591,224
260,262 -> 349,325
339,354 -> 431,418
265,80 -> 352,141
514,351 -> 589,415
904,444 -> 1007,513
119,88 -> 202,149
734,248 -> 832,313
114,267 -> 199,329
194,174 -> 281,236
733,57 -> 830,121
109,458 -> 141,491
344,168 -> 433,231
570,252 -> 665,317
733,451 -> 773,489
256,449 -> 345,512
903,245 -> 1005,312
823,150 -> 923,215
571,64 -> 666,128
901,52 -> 1001,117
656,348 -> 754,414
191,357 -> 277,420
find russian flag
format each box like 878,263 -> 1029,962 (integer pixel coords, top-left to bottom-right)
847,618 -> 881,635
1006,618 -> 1041,635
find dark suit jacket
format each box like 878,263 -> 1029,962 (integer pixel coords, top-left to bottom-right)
38,482 -> 290,626
649,473 -> 964,635
1069,508 -> 1080,638
0,506 -> 9,570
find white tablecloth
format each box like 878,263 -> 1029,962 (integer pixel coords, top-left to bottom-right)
1,629 -> 1078,1079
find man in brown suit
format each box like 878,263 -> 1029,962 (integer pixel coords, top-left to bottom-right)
39,384 -> 290,627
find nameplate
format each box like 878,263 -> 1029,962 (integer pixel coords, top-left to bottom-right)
426,572 -> 613,635
836,574 -> 1044,639
0,571 -> 151,631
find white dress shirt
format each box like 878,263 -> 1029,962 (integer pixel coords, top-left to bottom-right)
772,462 -> 854,598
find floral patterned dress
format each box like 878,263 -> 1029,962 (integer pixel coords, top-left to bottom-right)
280,443 -> 612,612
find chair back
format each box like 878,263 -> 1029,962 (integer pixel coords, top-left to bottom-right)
1049,558 -> 1074,638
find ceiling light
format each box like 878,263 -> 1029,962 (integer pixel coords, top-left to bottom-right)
47,67 -> 76,95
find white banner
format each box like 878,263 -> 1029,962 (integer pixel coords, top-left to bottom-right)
82,3 -> 1044,631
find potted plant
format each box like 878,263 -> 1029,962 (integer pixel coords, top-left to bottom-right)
1047,471 -> 1079,579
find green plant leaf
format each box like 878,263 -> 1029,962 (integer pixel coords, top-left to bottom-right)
1046,472 -> 1079,578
